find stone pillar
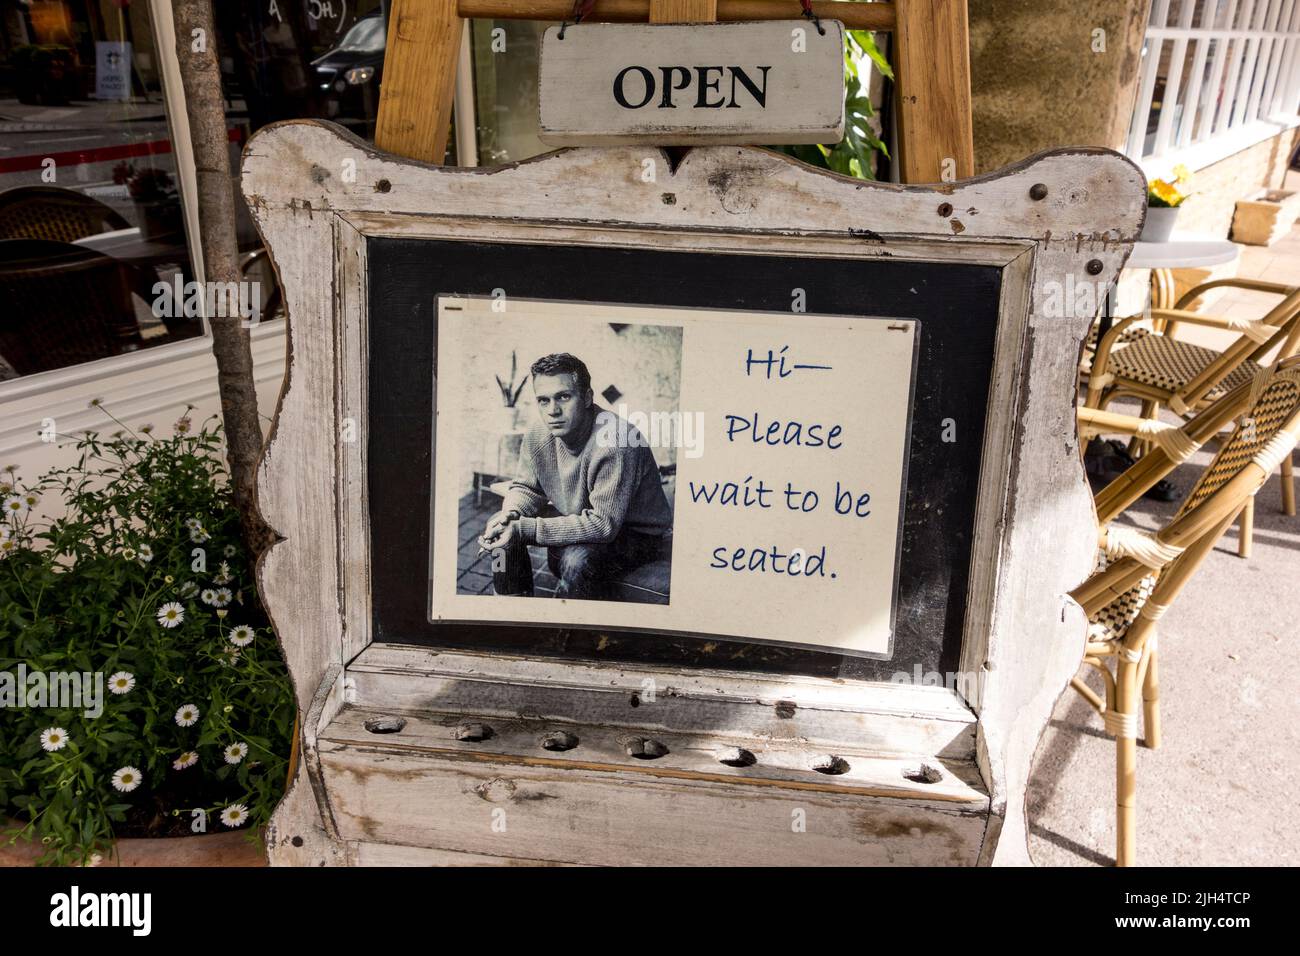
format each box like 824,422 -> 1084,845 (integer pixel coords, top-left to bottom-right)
968,0 -> 1153,174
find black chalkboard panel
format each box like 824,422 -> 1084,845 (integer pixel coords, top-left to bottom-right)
366,237 -> 1001,681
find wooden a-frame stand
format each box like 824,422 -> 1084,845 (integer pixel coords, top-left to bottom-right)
372,0 -> 975,183
244,0 -> 1146,868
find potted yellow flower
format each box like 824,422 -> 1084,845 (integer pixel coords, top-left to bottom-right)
1142,164 -> 1193,242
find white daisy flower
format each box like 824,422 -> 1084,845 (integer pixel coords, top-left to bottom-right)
0,527 -> 15,556
220,803 -> 249,828
223,544 -> 238,558
121,547 -> 137,561
219,647 -> 242,667
174,417 -> 192,435
107,671 -> 135,695
223,742 -> 248,765
22,492 -> 38,509
214,561 -> 233,585
174,704 -> 200,727
40,727 -> 68,752
156,601 -> 184,628
228,625 -> 255,647
172,751 -> 198,770
200,588 -> 218,606
3,495 -> 26,515
189,526 -> 210,544
213,587 -> 233,608
111,766 -> 142,792
178,580 -> 199,598
138,544 -> 153,564
184,517 -> 201,531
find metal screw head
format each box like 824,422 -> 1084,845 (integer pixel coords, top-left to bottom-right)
1086,259 -> 1105,275
1029,183 -> 1048,201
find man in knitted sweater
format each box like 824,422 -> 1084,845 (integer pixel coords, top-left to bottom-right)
481,352 -> 673,601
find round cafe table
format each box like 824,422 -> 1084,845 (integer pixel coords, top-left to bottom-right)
1099,237 -> 1241,337
1128,237 -> 1239,270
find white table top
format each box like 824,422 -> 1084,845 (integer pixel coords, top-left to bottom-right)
1128,237 -> 1240,269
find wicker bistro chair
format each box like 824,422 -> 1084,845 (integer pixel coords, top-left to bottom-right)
0,186 -> 129,244
1085,279 -> 1300,418
1079,364 -> 1298,534
0,239 -> 144,374
1085,279 -> 1300,550
1070,359 -> 1300,866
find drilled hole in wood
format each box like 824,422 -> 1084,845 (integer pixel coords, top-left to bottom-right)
375,179 -> 392,193
937,202 -> 953,217
719,747 -> 757,768
904,764 -> 944,784
541,731 -> 579,752
625,737 -> 669,760
291,836 -> 304,847
455,722 -> 494,742
812,755 -> 850,775
363,716 -> 406,734
629,693 -> 640,708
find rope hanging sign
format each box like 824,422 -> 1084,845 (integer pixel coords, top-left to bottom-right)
539,14 -> 846,146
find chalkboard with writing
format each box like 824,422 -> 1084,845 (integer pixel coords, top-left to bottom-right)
367,237 -> 1000,681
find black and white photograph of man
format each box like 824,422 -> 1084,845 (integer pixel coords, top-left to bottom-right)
480,352 -> 674,602
439,308 -> 684,608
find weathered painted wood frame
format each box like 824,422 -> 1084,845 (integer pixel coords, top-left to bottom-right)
241,120 -> 1144,866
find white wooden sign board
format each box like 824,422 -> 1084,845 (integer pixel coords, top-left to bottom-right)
241,121 -> 1145,867
539,20 -> 846,146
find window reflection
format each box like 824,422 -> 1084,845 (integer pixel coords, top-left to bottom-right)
0,0 -> 200,380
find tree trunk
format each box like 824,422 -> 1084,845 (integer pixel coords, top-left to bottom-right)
171,0 -> 275,556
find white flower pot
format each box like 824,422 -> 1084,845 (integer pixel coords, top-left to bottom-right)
1141,205 -> 1180,242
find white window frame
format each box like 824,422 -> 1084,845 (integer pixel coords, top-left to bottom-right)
1128,0 -> 1300,174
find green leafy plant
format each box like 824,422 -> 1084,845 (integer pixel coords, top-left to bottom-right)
774,29 -> 893,179
0,407 -> 294,866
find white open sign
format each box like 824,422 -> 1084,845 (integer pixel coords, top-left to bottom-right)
538,20 -> 846,146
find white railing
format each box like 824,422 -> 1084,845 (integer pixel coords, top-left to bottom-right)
1128,0 -> 1300,164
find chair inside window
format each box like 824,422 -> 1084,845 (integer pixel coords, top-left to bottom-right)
0,185 -> 130,244
0,239 -> 145,375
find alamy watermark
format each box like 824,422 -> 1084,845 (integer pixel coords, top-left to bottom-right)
0,665 -> 103,719
151,276 -> 262,328
889,664 -> 986,707
595,403 -> 705,459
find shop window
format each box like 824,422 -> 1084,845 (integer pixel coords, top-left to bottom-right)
0,0 -> 200,380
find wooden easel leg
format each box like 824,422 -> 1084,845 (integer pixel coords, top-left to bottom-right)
893,0 -> 975,183
375,0 -> 463,164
